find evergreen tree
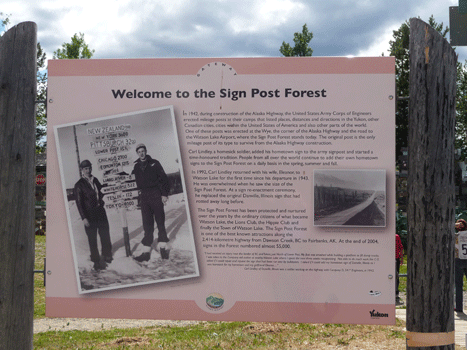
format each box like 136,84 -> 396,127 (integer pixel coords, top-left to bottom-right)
53,33 -> 94,59
280,24 -> 313,57
36,33 -> 95,152
389,16 -> 451,158
36,42 -> 47,153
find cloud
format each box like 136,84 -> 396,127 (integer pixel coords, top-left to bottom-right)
2,0 -> 467,62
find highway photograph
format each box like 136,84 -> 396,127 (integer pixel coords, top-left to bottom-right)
313,169 -> 386,227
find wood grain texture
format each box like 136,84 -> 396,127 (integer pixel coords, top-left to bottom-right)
407,18 -> 457,350
0,22 -> 37,350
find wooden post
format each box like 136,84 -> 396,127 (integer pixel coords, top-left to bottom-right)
119,207 -> 131,257
406,18 -> 457,350
0,22 -> 37,349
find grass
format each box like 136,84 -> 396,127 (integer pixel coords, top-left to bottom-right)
398,255 -> 467,297
33,239 -> 466,350
398,256 -> 407,296
34,320 -> 409,349
34,234 -> 46,318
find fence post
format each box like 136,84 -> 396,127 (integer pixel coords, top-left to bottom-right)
406,18 -> 457,350
0,22 -> 37,349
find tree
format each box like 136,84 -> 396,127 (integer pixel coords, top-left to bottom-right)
389,16 -> 450,158
389,21 -> 410,159
1,13 -> 48,152
455,60 -> 467,155
34,33 -> 94,152
280,24 -> 313,57
0,11 -> 10,32
36,42 -> 47,153
53,32 -> 94,59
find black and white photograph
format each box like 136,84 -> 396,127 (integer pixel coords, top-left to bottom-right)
313,169 -> 386,227
55,106 -> 199,294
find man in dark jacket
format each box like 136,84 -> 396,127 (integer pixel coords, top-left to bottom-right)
132,144 -> 170,261
74,160 -> 112,271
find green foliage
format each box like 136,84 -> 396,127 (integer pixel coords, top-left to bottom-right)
456,207 -> 467,222
389,21 -> 410,159
389,15 -> 467,160
456,60 -> 467,156
34,235 -> 46,318
398,255 -> 407,296
53,32 -> 94,59
0,13 -> 47,152
389,16 -> 449,158
0,12 -> 10,34
34,33 -> 94,153
280,24 -> 313,57
396,210 -> 407,250
36,42 -> 47,153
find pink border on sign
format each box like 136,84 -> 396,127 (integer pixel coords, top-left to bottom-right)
48,57 -> 395,77
46,297 -> 395,325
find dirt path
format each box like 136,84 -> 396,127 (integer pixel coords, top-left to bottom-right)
34,317 -> 200,333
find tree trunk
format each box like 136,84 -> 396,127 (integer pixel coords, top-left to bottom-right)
0,22 -> 37,350
406,18 -> 457,350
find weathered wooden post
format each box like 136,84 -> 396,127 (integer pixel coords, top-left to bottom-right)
406,18 -> 457,350
0,22 -> 37,349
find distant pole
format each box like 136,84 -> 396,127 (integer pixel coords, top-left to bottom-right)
73,125 -> 81,178
0,22 -> 37,349
406,18 -> 457,350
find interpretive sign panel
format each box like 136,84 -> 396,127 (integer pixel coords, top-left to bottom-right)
47,57 -> 396,324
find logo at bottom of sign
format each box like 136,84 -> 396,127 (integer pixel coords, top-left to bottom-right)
206,293 -> 225,310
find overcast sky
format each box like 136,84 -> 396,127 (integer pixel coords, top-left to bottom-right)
2,0 -> 467,63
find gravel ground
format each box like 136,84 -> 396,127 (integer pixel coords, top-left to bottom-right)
34,317 -> 200,333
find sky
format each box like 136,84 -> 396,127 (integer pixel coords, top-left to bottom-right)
2,1 -> 467,64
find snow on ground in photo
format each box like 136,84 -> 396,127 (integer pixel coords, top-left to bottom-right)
66,193 -> 198,292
